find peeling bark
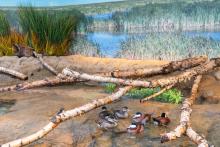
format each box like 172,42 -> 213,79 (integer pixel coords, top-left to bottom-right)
62,58 -> 220,88
140,84 -> 175,103
100,55 -> 208,78
0,67 -> 28,80
33,52 -> 59,76
161,75 -> 202,143
0,76 -> 79,92
2,86 -> 132,147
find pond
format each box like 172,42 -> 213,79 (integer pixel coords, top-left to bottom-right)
85,31 -> 220,57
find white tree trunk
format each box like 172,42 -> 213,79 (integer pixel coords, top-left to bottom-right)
2,86 -> 132,147
0,67 -> 28,80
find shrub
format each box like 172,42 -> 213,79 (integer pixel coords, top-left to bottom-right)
127,87 -> 182,104
104,83 -> 117,93
18,6 -> 84,55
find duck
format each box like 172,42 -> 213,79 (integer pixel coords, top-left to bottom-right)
132,112 -> 152,125
113,106 -> 129,119
99,106 -> 117,122
127,122 -> 144,134
96,116 -> 118,130
152,112 -> 170,126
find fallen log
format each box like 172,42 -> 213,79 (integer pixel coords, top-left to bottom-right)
100,55 -> 208,78
0,67 -> 28,80
0,76 -> 79,93
186,127 -> 209,147
160,75 -> 202,143
62,58 -> 220,88
1,86 -> 132,147
33,51 -> 59,76
140,84 -> 175,103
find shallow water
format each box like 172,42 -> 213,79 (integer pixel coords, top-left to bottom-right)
0,84 -> 220,146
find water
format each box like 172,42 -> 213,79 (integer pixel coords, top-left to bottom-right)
0,100 -> 15,116
0,0 -> 124,7
86,31 -> 220,57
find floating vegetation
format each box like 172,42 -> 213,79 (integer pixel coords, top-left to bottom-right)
104,83 -> 117,93
118,33 -> 220,60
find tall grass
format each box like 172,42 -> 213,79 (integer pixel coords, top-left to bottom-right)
0,12 -> 10,36
18,7 -> 83,55
118,33 -> 220,60
111,1 -> 220,32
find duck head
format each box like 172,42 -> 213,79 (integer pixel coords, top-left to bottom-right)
101,106 -> 107,111
133,112 -> 142,119
122,106 -> 129,112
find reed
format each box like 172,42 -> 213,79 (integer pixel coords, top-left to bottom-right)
18,6 -> 83,55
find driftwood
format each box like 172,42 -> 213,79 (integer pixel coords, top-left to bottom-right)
0,67 -> 28,80
33,51 -> 59,76
100,55 -> 208,78
140,84 -> 175,103
2,86 -> 132,147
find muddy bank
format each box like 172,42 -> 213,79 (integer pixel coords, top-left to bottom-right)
1,55 -> 220,146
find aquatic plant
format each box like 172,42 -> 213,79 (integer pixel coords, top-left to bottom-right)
127,87 -> 182,104
18,6 -> 84,55
104,83 -> 117,93
118,33 -> 220,60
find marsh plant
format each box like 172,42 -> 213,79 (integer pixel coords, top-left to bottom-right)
112,1 -> 220,32
71,36 -> 100,57
118,33 -> 220,60
127,87 -> 182,104
0,12 -> 28,56
18,7 -> 85,55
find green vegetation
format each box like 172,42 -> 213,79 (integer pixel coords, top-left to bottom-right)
104,83 -> 117,93
118,33 -> 220,60
0,12 -> 10,36
71,36 -> 100,56
18,6 -> 85,55
127,87 -> 182,104
111,1 -> 220,32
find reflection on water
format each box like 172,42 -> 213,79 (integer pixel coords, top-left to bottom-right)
0,99 -> 15,116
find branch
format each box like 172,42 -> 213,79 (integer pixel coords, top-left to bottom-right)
100,55 -> 208,78
140,84 -> 175,103
62,58 -> 220,88
161,75 -> 202,143
186,127 -> 209,147
33,51 -> 59,76
2,86 -> 132,147
0,67 -> 28,80
0,76 -> 79,93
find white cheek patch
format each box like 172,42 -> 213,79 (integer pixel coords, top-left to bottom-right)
128,124 -> 137,129
133,114 -> 141,118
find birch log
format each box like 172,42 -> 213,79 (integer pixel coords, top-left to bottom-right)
100,55 -> 208,78
186,127 -> 210,147
2,86 -> 132,147
0,76 -> 79,92
140,84 -> 175,103
161,75 -> 202,143
33,51 -> 59,75
0,67 -> 28,80
62,58 -> 220,88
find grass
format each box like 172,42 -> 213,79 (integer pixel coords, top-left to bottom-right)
0,11 -> 10,36
18,6 -> 84,55
118,33 -> 220,60
111,1 -> 220,32
127,87 -> 182,104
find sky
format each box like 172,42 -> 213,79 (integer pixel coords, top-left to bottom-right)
0,0 -> 124,7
